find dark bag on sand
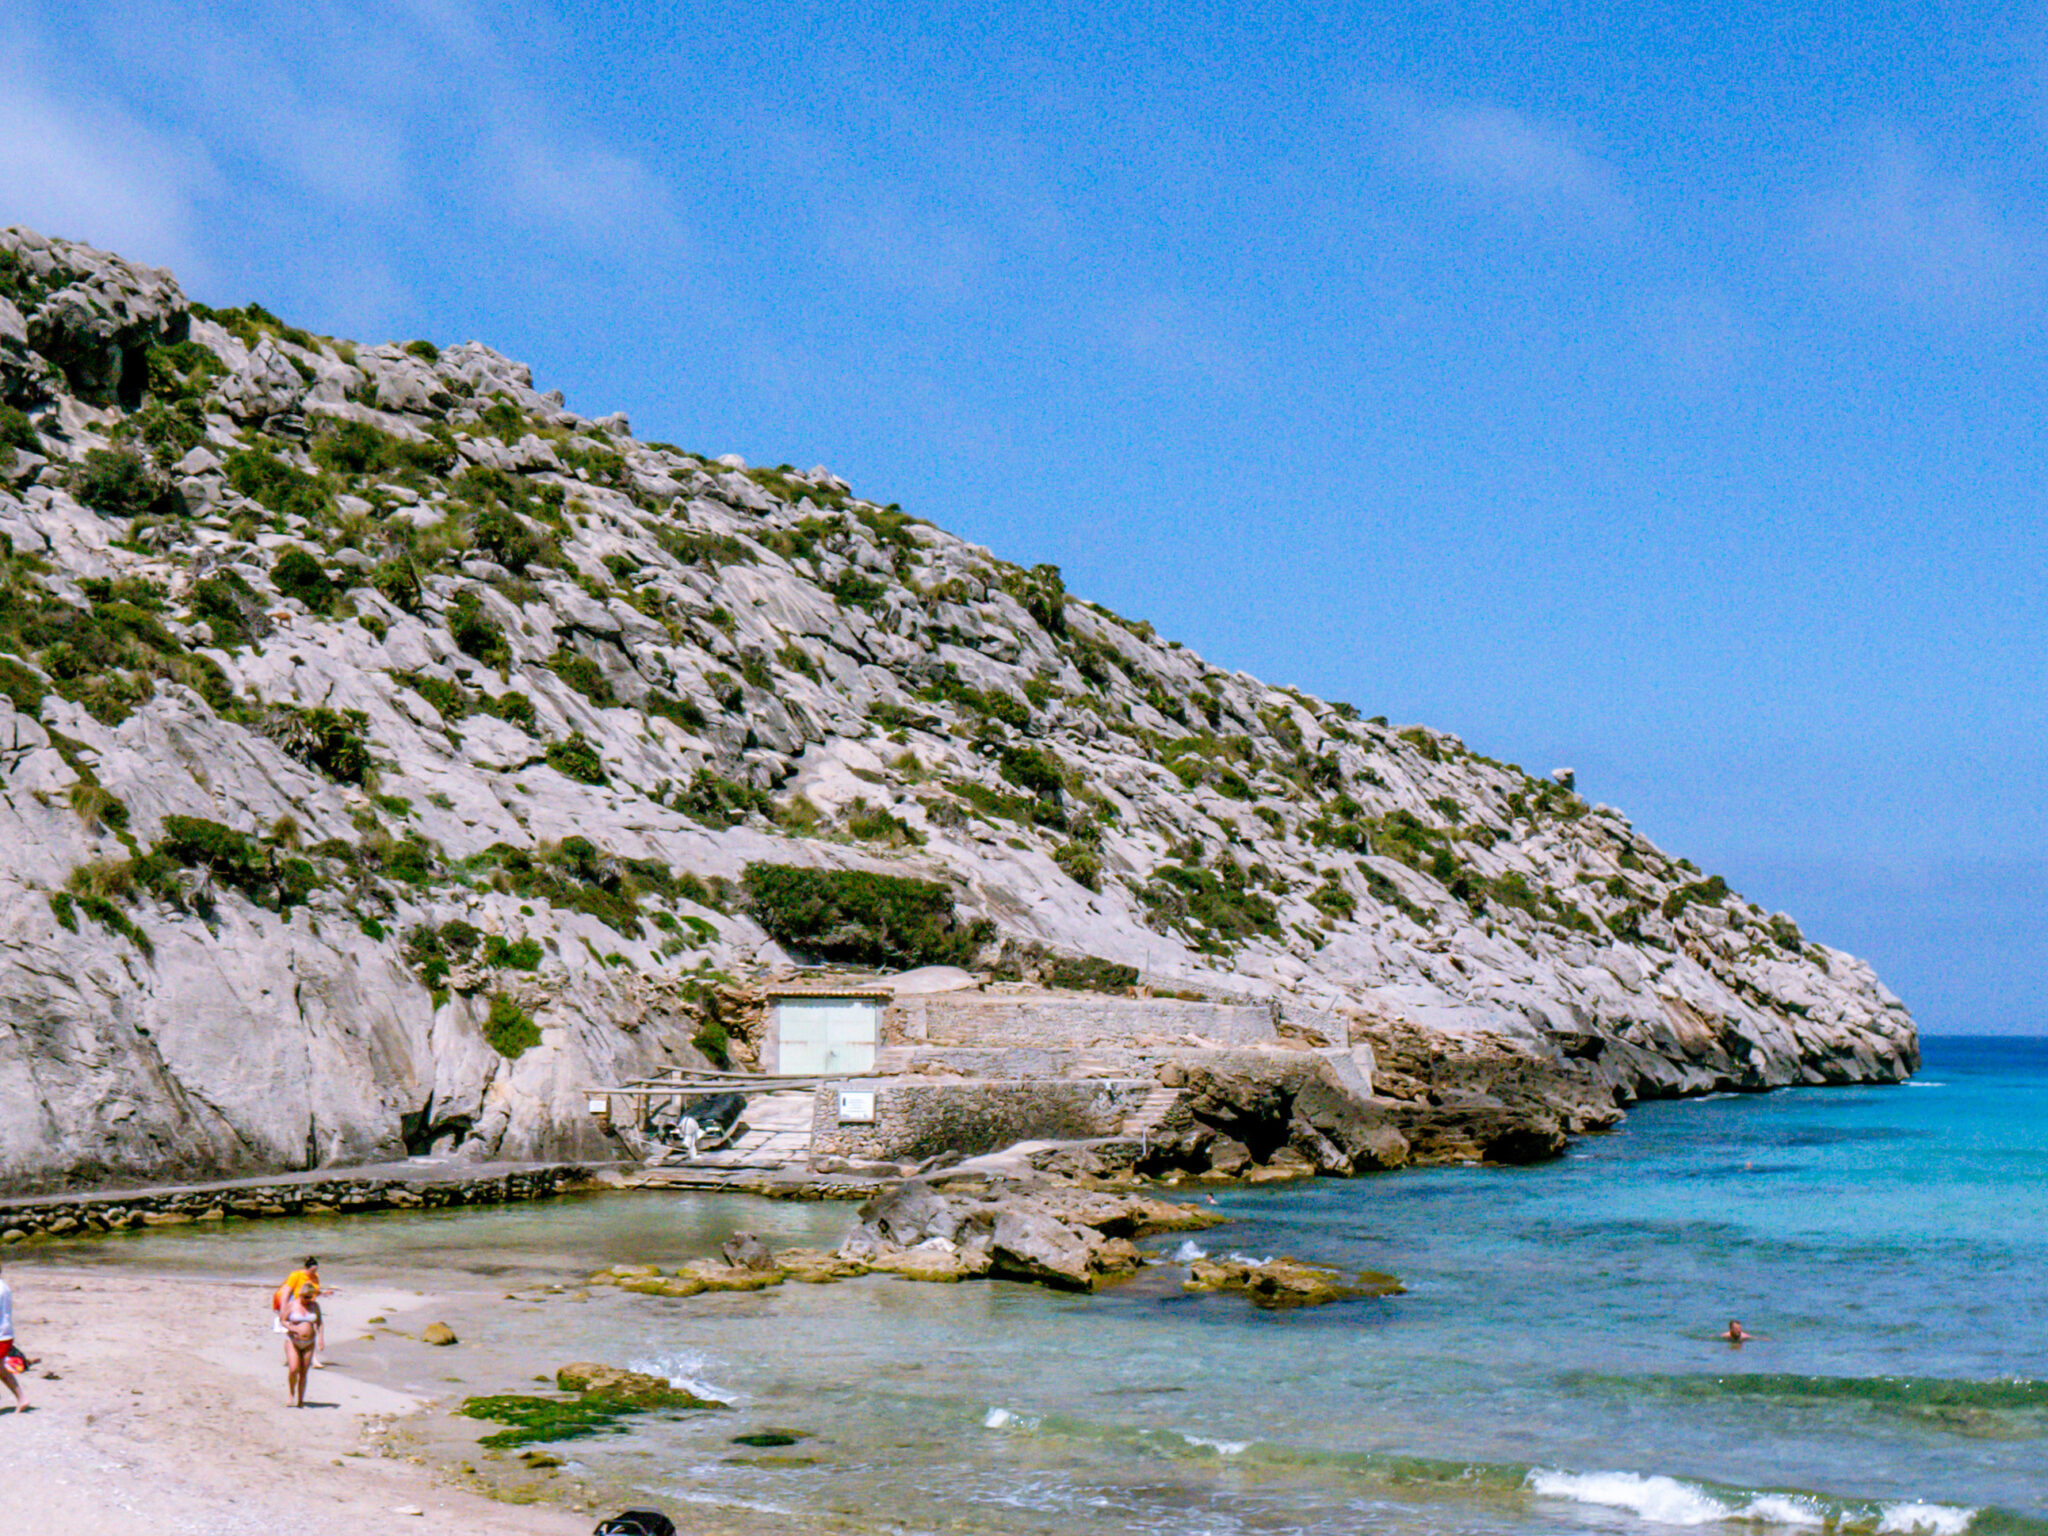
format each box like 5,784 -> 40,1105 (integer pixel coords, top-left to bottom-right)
593,1513 -> 676,1536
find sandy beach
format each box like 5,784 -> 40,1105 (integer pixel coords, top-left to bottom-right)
5,1263 -> 625,1536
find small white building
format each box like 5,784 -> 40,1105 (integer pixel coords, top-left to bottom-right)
763,988 -> 890,1075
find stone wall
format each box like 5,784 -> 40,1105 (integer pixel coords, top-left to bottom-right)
0,1164 -> 592,1244
889,993 -> 1279,1050
809,1078 -> 1152,1163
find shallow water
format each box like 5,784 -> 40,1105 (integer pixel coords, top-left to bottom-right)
42,1036 -> 2048,1536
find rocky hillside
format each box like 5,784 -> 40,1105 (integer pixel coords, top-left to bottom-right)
0,228 -> 1915,1194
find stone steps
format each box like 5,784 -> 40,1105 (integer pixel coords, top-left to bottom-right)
1120,1081 -> 1185,1138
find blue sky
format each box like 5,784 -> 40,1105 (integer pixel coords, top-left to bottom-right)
5,1 -> 2043,1032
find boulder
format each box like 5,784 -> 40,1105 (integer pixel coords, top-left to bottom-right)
421,1321 -> 458,1345
720,1231 -> 775,1272
989,1204 -> 1099,1289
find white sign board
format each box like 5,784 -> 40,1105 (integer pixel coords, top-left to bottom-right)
837,1090 -> 877,1123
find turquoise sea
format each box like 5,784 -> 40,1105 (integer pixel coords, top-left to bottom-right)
54,1036 -> 2048,1535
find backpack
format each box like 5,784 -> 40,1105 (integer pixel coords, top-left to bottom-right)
592,1513 -> 676,1536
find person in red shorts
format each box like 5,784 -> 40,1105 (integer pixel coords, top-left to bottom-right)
0,1258 -> 24,1412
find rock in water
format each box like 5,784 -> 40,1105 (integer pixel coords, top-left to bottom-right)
720,1231 -> 774,1272
421,1321 -> 458,1346
555,1362 -> 677,1400
1183,1256 -> 1405,1308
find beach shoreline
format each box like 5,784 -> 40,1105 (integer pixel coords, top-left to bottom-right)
6,1260 -> 824,1536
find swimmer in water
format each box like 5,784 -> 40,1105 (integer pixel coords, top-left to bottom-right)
1722,1319 -> 1764,1345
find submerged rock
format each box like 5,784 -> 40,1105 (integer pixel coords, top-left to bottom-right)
461,1365 -> 725,1449
1182,1256 -> 1405,1308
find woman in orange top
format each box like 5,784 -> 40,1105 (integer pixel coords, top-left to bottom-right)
271,1257 -> 336,1366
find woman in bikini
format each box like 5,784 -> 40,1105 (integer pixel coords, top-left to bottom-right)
281,1280 -> 322,1407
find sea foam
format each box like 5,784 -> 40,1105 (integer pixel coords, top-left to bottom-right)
1877,1503 -> 1976,1535
1528,1469 -> 1737,1525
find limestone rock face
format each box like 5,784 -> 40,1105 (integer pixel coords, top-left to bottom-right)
0,227 -> 1918,1192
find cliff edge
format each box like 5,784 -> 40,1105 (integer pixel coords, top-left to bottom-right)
0,228 -> 1915,1193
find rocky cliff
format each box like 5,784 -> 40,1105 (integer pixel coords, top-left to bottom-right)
0,228 -> 1915,1194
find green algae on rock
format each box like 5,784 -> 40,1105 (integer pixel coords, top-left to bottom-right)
459,1363 -> 727,1449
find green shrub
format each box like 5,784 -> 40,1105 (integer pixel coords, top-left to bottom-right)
692,1016 -> 731,1067
312,419 -> 456,478
474,503 -> 550,573
544,732 -> 606,784
120,398 -> 208,464
1662,875 -> 1731,921
190,571 -> 262,648
655,527 -> 756,568
397,670 -> 471,723
846,799 -> 924,846
1052,840 -> 1102,890
1043,954 -> 1136,992
68,782 -> 130,832
551,648 -> 614,705
0,656 -> 47,715
927,674 -> 1030,729
158,814 -> 261,875
742,862 -> 991,967
447,591 -> 509,666
75,891 -> 154,959
1001,563 -> 1067,634
266,706 -> 371,783
484,992 -> 540,1058
998,745 -> 1063,799
1309,879 -> 1357,920
73,449 -> 177,518
270,546 -> 335,609
482,934 -> 543,970
830,569 -> 887,609
644,693 -> 707,732
677,768 -> 771,826
0,404 -> 41,456
1138,859 -> 1280,955
144,339 -> 224,402
404,338 -> 441,363
705,671 -> 743,712
152,814 -> 318,911
485,690 -> 537,729
370,558 -> 422,613
224,446 -> 331,519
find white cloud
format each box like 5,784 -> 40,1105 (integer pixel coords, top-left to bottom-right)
4,0 -> 688,280
1802,141 -> 2028,316
1382,96 -> 1627,228
0,51 -> 215,272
